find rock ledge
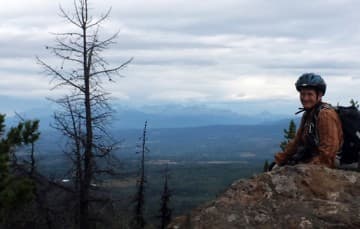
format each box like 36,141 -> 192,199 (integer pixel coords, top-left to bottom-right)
169,165 -> 360,229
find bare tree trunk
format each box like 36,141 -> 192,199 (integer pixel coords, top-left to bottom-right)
159,165 -> 172,229
80,3 -> 92,226
132,121 -> 148,229
37,0 -> 131,227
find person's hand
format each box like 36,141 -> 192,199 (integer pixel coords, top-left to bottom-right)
274,151 -> 287,166
310,156 -> 321,164
310,155 -> 334,168
268,161 -> 278,171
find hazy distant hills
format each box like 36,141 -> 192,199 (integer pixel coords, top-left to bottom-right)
114,122 -> 298,160
37,121 -> 300,163
111,104 -> 291,129
4,98 -> 302,162
4,99 -> 296,129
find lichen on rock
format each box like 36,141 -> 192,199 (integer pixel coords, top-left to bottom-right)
168,164 -> 360,229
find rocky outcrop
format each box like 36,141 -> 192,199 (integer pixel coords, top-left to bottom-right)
168,165 -> 360,229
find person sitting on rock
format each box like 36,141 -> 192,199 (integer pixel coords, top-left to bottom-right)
274,73 -> 343,168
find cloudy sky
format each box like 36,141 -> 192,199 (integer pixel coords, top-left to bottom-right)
2,0 -> 360,116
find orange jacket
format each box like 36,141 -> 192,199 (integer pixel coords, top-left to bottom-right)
275,102 -> 343,168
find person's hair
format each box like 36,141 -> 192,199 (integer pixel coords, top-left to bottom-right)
300,86 -> 323,99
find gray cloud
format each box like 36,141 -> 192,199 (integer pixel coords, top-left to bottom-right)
1,0 -> 360,115
262,60 -> 360,70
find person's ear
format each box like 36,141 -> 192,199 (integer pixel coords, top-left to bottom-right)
317,92 -> 323,101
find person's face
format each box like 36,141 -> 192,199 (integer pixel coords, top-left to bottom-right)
300,88 -> 322,110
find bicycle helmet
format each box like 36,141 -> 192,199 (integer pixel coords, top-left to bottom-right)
295,73 -> 326,95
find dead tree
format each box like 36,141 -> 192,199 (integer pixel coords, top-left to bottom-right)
158,165 -> 172,229
132,121 -> 149,229
37,0 -> 132,228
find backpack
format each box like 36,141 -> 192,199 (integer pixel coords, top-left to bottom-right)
334,105 -> 360,165
312,104 -> 360,165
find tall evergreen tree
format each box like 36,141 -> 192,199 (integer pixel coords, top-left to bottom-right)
15,115 -> 40,176
263,160 -> 269,172
0,114 -> 38,226
280,120 -> 296,151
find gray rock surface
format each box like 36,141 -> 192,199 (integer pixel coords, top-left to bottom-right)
168,165 -> 360,229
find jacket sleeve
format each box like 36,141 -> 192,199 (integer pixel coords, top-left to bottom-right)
274,125 -> 302,165
310,109 -> 343,168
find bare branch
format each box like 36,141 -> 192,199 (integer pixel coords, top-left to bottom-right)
90,57 -> 133,78
51,32 -> 84,37
59,4 -> 81,28
37,57 -> 85,92
87,7 -> 112,29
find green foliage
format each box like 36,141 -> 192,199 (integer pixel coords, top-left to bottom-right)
0,114 -> 38,223
0,115 -> 9,186
5,120 -> 40,148
0,177 -> 34,217
0,115 -> 4,137
263,160 -> 269,172
350,99 -> 359,109
7,123 -> 24,146
22,120 -> 40,145
280,120 -> 296,151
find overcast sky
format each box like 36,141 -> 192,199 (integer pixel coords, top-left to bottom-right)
2,0 -> 360,115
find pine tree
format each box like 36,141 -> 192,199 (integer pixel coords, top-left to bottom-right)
280,120 -> 296,151
0,114 -> 38,226
263,160 -> 269,172
350,99 -> 359,109
158,165 -> 172,229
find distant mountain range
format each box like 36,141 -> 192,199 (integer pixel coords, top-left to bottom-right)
111,104 -> 293,129
36,120 -> 302,163
3,96 -> 303,163
3,97 -> 297,130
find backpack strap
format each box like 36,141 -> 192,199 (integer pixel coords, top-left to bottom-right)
295,108 -> 306,115
310,103 -> 333,147
294,103 -> 333,148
